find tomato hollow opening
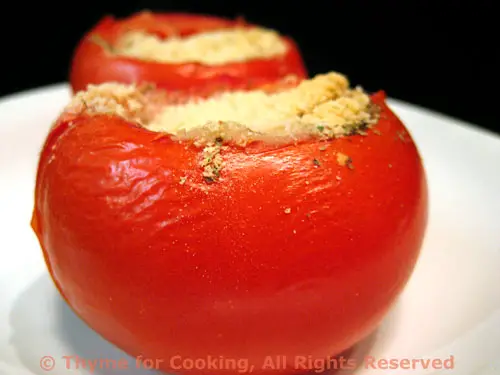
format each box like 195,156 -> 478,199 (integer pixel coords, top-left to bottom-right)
68,72 -> 379,148
111,27 -> 288,65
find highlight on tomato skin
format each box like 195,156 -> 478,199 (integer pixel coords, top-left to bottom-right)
69,11 -> 308,96
32,72 -> 427,375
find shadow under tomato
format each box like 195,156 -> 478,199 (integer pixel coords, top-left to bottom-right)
9,273 -> 402,375
9,273 -> 159,375
306,303 -> 402,375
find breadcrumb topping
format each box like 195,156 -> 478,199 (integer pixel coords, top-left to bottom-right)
148,72 -> 378,141
112,27 -> 287,65
68,72 -> 379,145
65,72 -> 380,181
199,142 -> 225,182
336,152 -> 349,166
336,152 -> 354,169
67,83 -> 150,124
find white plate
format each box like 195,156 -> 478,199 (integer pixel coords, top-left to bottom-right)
1,84 -> 499,375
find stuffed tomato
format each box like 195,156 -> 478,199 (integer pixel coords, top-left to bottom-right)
69,11 -> 307,96
32,72 -> 427,375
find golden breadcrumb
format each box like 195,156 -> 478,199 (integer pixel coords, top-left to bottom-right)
113,27 -> 287,65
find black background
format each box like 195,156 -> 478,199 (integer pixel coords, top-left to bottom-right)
1,0 -> 498,133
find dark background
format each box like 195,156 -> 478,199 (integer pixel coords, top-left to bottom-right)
1,0 -> 498,133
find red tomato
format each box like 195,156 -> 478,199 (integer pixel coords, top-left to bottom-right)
69,11 -> 308,95
32,90 -> 427,375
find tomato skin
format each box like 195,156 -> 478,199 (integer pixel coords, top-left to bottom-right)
69,12 -> 308,95
32,92 -> 427,374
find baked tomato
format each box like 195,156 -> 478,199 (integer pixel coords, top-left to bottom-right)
32,72 -> 427,375
69,11 -> 307,96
